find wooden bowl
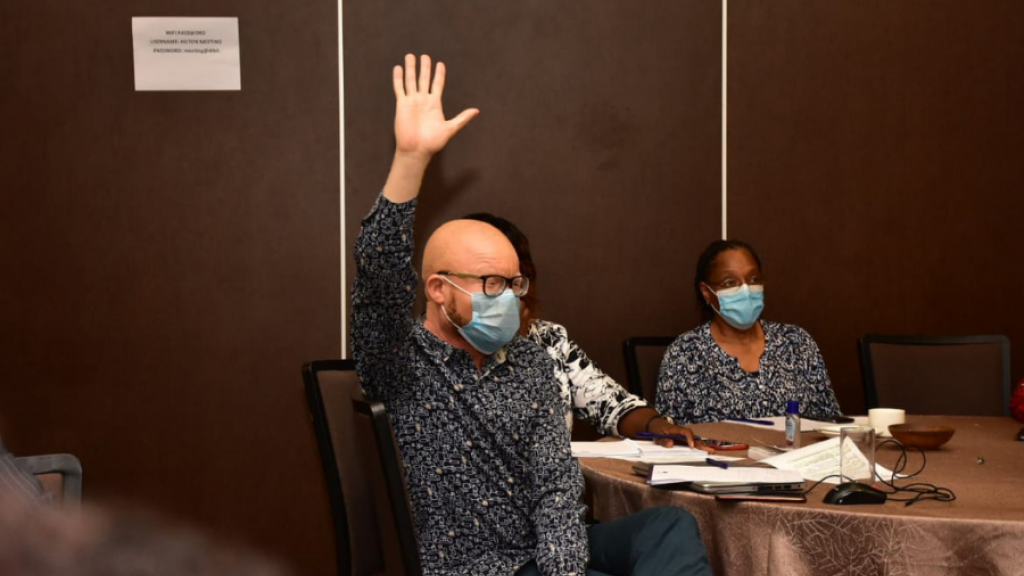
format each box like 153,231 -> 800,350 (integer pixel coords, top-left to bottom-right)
887,424 -> 955,450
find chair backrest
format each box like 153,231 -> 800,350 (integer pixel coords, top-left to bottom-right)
351,395 -> 422,576
303,360 -> 422,576
14,453 -> 83,508
859,334 -> 1011,416
622,336 -> 677,404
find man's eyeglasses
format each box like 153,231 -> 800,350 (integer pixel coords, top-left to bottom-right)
438,271 -> 530,297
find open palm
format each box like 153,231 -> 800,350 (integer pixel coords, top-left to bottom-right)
393,54 -> 478,158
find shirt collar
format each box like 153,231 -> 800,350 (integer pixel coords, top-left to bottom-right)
412,321 -> 516,369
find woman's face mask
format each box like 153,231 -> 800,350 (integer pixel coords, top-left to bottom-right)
707,283 -> 765,330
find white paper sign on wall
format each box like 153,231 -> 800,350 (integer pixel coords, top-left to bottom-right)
132,17 -> 241,91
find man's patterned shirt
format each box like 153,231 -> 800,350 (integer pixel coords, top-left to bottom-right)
352,195 -> 588,576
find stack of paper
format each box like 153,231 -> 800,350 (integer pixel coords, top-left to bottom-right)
570,440 -> 708,460
570,440 -> 642,458
761,437 -> 897,484
648,465 -> 805,486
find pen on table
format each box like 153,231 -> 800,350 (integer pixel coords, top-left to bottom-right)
635,432 -> 694,444
705,458 -> 729,469
725,417 -> 775,426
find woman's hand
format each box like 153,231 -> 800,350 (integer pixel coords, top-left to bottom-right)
646,417 -> 716,453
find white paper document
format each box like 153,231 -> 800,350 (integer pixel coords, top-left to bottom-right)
761,437 -> 896,484
570,440 -> 707,460
132,17 -> 241,91
571,440 -> 644,458
648,465 -> 805,486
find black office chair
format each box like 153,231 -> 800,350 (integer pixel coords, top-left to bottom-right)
303,360 -> 422,576
351,395 -> 421,576
622,336 -> 676,404
859,334 -> 1011,416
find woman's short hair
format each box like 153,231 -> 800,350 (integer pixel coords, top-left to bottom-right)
694,239 -> 762,321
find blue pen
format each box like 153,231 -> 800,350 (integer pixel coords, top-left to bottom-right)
725,417 -> 774,426
705,458 -> 729,469
635,432 -> 693,443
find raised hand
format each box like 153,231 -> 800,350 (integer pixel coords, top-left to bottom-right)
393,54 -> 479,160
383,54 -> 479,203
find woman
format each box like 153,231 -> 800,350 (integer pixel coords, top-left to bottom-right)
656,240 -> 842,424
463,213 -> 701,447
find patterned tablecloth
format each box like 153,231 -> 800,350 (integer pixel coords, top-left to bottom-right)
580,416 -> 1024,576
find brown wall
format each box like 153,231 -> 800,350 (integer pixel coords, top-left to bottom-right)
728,0 -> 1024,412
344,0 -> 1024,419
1,1 -> 340,574
2,2 -> 1023,576
342,0 -> 723,388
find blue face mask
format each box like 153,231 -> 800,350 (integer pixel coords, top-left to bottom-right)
441,277 -> 521,354
708,284 -> 765,330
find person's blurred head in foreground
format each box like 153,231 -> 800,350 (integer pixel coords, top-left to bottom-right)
0,493 -> 289,576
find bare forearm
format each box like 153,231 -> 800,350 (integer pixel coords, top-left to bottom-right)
382,150 -> 432,204
617,407 -> 660,438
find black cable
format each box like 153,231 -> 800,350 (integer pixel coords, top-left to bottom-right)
801,439 -> 956,506
873,439 -> 955,506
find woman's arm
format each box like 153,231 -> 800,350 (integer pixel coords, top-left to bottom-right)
529,321 -> 700,447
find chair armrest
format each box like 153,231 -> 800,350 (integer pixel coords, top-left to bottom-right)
15,453 -> 83,505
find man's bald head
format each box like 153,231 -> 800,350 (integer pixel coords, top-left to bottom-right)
423,219 -> 520,280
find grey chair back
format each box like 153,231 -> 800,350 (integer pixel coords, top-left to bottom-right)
303,360 -> 422,576
859,334 -> 1011,416
15,453 -> 83,508
622,336 -> 676,404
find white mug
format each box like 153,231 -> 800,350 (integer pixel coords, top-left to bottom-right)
868,408 -> 906,436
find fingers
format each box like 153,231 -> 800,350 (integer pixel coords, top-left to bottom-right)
448,108 -> 480,133
403,53 -> 416,96
392,65 -> 404,99
397,54 -> 442,98
418,54 -> 431,94
695,440 -> 716,454
431,61 -> 446,95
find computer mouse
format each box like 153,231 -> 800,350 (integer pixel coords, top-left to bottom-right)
823,482 -> 887,505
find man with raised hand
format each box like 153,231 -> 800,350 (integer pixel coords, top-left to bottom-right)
351,53 -> 710,576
